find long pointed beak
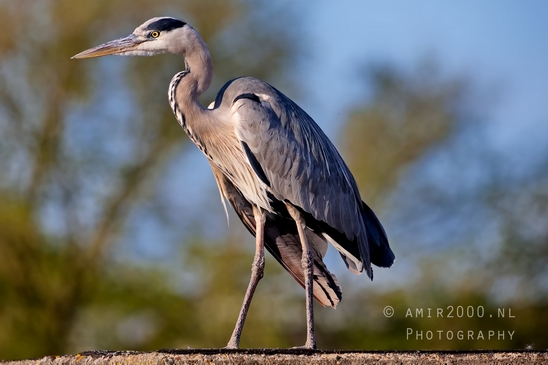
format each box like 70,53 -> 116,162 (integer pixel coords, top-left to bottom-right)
71,34 -> 145,59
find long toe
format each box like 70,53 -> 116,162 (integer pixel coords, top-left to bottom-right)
292,342 -> 317,350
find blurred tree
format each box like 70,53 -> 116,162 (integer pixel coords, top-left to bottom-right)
342,61 -> 467,207
0,0 -> 301,359
2,0 -> 546,358
334,61 -> 548,350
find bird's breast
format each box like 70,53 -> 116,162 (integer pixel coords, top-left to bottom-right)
206,136 -> 272,213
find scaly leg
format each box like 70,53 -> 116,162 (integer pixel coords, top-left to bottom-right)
226,205 -> 266,349
286,203 -> 316,349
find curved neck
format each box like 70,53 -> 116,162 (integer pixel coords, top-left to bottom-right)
178,29 -> 213,99
169,29 -> 213,109
168,29 -> 214,152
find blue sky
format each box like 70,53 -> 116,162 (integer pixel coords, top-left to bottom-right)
299,1 -> 548,143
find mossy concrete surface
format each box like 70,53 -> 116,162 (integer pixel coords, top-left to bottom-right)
2,349 -> 547,365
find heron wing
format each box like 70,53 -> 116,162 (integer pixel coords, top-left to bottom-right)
226,78 -> 394,278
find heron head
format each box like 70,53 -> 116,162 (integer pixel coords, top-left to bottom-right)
72,17 -> 191,59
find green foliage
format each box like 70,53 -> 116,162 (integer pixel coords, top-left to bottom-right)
342,61 -> 465,206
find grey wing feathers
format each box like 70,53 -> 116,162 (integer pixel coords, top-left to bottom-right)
228,77 -> 390,278
210,163 -> 342,307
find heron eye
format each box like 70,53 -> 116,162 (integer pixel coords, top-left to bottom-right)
150,31 -> 160,38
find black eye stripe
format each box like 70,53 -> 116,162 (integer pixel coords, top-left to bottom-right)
144,18 -> 186,33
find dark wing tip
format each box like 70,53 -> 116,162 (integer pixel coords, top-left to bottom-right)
242,142 -> 271,187
361,201 -> 395,268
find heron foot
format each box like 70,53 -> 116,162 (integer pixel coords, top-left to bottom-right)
291,340 -> 317,350
291,344 -> 317,350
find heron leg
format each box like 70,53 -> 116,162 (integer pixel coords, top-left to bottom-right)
226,205 -> 266,349
286,203 -> 317,349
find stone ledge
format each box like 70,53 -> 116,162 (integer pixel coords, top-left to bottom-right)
3,349 -> 547,365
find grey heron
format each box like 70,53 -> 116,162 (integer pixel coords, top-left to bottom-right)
73,16 -> 395,349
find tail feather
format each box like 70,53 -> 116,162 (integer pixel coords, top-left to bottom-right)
361,201 -> 395,268
302,201 -> 395,280
263,213 -> 342,307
